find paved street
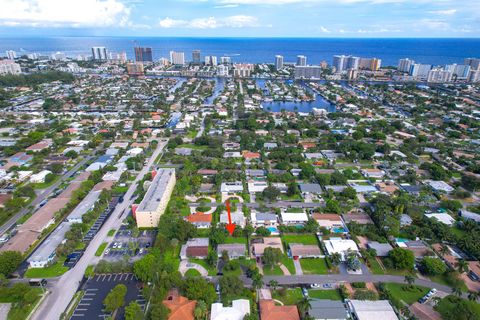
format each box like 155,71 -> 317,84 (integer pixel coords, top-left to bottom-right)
259,274 -> 462,297
31,140 -> 167,320
0,153 -> 95,236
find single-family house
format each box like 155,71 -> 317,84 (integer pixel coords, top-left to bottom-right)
210,299 -> 250,320
259,300 -> 300,320
217,244 -> 246,259
185,212 -> 212,229
322,238 -> 359,261
180,238 -> 209,260
252,237 -> 283,257
289,243 -> 322,259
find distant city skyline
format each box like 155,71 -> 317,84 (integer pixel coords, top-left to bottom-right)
0,0 -> 478,38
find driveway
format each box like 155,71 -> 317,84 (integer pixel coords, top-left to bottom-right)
179,260 -> 208,277
293,259 -> 303,275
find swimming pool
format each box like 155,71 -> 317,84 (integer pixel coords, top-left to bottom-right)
267,227 -> 279,233
332,227 -> 346,233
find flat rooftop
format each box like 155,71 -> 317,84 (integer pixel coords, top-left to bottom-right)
28,221 -> 72,263
137,169 -> 175,213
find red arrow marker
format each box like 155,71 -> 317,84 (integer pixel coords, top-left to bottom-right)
225,199 -> 236,236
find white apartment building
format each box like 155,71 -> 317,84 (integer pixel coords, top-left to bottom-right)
0,60 -> 21,75
170,51 -> 185,65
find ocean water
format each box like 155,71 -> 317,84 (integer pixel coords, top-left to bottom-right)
1,37 -> 479,66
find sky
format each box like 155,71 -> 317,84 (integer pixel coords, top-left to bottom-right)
0,0 -> 478,38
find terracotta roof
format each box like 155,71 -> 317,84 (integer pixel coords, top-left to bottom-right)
197,169 -> 218,175
312,213 -> 342,221
163,290 -> 196,320
260,300 -> 300,320
186,246 -> 209,258
242,151 -> 260,159
186,212 -> 212,223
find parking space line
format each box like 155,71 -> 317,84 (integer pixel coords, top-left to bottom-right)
71,314 -> 85,317
113,274 -> 118,281
108,274 -> 112,281
83,298 -> 93,301
86,288 -> 99,291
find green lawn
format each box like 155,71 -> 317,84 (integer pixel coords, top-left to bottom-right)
384,283 -> 430,305
308,289 -> 342,300
32,175 -> 60,189
95,242 -> 108,257
300,258 -> 329,275
25,261 -> 69,278
0,287 -> 43,320
190,259 -> 217,276
280,255 -> 296,274
176,144 -> 207,151
282,234 -> 320,246
222,237 -> 247,244
164,245 -> 181,271
107,229 -> 116,237
367,258 -> 385,275
263,265 -> 284,276
272,288 -> 304,305
185,268 -> 202,277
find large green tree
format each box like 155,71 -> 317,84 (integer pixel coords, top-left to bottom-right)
103,284 -> 127,313
0,251 -> 22,277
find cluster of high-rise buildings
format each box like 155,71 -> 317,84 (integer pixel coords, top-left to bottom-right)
332,55 -> 382,72
397,57 -> 480,82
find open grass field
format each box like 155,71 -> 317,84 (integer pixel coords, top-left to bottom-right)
272,288 -> 304,305
300,258 -> 329,274
384,283 -> 430,305
25,261 -> 69,278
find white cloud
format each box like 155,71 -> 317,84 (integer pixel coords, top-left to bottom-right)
0,0 -> 131,27
429,9 -> 457,15
159,15 -> 259,29
214,4 -> 239,8
419,18 -> 450,30
319,26 -> 331,33
219,0 -> 456,5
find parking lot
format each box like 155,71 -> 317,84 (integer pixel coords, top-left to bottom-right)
102,226 -> 156,262
70,273 -> 145,319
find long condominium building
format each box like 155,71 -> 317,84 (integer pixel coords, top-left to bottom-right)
275,55 -> 284,70
170,51 -> 185,65
465,58 -> 480,71
294,65 -> 322,79
91,46 -> 108,60
333,55 -> 360,72
398,58 -> 415,73
135,169 -> 176,228
0,60 -> 21,75
296,55 -> 307,66
126,62 -> 145,76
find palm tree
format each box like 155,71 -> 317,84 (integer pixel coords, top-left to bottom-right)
194,300 -> 208,320
330,252 -> 341,266
439,244 -> 449,256
468,291 -> 479,301
457,259 -> 469,274
404,274 -> 416,289
452,286 -> 463,297
269,280 -> 279,291
297,297 -> 312,318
